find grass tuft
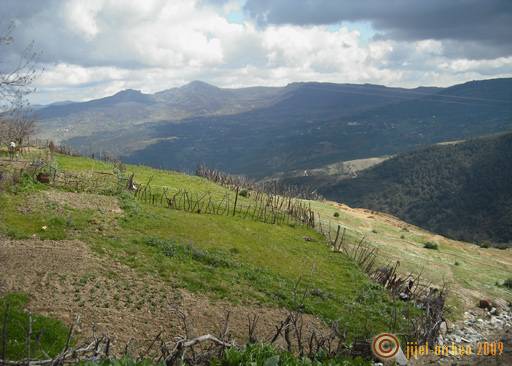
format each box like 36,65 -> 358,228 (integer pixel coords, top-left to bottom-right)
423,242 -> 439,250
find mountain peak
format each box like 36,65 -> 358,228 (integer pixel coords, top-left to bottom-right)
180,80 -> 219,91
108,88 -> 152,103
114,88 -> 143,96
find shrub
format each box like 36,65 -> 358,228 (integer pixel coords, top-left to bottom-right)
333,212 -> 340,217
118,192 -> 141,217
504,278 -> 512,289
239,189 -> 249,198
478,242 -> 490,248
423,242 -> 439,250
400,234 -> 405,239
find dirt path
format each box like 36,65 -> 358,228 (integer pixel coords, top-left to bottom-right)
0,236 -> 325,354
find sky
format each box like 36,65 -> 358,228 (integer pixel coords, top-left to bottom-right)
1,0 -> 511,105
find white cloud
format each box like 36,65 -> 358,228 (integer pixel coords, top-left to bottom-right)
63,0 -> 103,40
439,57 -> 512,74
1,0 -> 507,104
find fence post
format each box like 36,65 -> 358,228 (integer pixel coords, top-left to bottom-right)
233,187 -> 239,216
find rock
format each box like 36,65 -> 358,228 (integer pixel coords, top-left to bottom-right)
493,298 -> 509,312
399,292 -> 409,301
446,320 -> 454,332
479,299 -> 492,310
440,321 -> 448,335
489,307 -> 498,315
394,347 -> 408,366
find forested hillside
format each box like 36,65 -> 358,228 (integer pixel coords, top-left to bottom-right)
320,133 -> 512,245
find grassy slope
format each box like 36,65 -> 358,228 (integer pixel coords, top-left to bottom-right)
0,151 -> 411,342
308,199 -> 512,316
0,293 -> 69,360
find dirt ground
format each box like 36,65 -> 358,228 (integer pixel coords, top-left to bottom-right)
41,191 -> 123,212
0,235 -> 326,355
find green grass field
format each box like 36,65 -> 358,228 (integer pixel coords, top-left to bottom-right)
0,151 -> 418,357
307,199 -> 512,316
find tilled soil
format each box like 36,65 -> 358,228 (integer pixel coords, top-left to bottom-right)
0,236 -> 326,355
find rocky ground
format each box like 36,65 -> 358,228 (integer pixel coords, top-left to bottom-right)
370,301 -> 512,365
403,303 -> 512,365
436,305 -> 512,365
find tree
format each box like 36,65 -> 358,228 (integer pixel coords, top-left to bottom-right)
0,96 -> 36,145
0,22 -> 39,145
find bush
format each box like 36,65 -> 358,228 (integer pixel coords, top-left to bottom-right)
239,189 -> 249,198
504,278 -> 512,289
423,242 -> 439,250
333,212 -> 340,217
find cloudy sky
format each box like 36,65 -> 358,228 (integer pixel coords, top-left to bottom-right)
2,0 -> 511,104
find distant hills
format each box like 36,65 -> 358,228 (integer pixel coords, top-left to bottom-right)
35,78 -> 512,177
317,132 -> 512,245
34,81 -> 284,144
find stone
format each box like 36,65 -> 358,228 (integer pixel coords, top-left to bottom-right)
440,321 -> 448,335
493,298 -> 509,312
479,299 -> 492,310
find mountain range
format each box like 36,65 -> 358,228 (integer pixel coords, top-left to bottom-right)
34,78 -> 512,177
